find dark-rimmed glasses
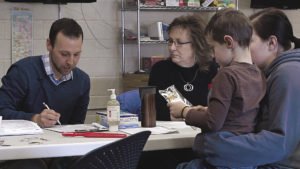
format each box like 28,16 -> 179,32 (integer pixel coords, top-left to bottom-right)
167,39 -> 192,47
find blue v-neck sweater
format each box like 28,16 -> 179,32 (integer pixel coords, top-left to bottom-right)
0,56 -> 90,124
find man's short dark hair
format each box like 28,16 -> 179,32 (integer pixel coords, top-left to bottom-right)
49,18 -> 83,47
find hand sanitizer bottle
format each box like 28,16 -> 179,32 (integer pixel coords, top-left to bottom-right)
107,89 -> 120,131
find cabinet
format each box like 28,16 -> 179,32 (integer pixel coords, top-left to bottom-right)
120,0 -> 238,90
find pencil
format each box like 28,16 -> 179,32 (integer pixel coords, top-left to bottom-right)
43,102 -> 62,125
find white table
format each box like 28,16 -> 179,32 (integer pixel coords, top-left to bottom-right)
0,121 -> 200,160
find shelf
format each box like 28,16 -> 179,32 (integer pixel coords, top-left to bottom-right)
122,5 -> 225,12
141,40 -> 167,44
124,39 -> 167,45
121,0 -> 239,76
122,73 -> 149,92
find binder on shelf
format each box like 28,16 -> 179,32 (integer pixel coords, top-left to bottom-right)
148,22 -> 169,41
162,23 -> 169,40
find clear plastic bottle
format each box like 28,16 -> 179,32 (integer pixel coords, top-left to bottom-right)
107,89 -> 120,131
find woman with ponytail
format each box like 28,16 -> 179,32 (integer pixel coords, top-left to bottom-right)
181,8 -> 300,169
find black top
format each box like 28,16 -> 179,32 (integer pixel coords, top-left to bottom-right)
148,59 -> 218,121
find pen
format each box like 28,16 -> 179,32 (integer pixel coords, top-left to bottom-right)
92,122 -> 108,130
43,102 -> 62,125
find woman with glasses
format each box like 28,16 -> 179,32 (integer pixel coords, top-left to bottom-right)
148,14 -> 218,121
138,14 -> 218,169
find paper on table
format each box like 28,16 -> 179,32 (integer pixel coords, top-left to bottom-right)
45,124 -> 108,133
121,126 -> 178,135
0,120 -> 43,136
157,121 -> 191,129
159,121 -> 201,132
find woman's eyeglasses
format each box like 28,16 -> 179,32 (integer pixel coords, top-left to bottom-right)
167,39 -> 192,47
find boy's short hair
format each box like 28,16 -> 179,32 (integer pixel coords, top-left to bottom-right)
205,8 -> 252,48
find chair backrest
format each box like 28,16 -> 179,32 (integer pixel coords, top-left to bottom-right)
70,131 -> 151,169
117,89 -> 141,120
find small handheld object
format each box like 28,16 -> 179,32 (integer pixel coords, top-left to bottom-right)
43,102 -> 62,125
62,132 -> 127,138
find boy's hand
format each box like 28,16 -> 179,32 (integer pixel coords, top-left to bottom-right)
168,101 -> 188,118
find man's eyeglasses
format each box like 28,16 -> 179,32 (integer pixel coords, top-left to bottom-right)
167,39 -> 192,47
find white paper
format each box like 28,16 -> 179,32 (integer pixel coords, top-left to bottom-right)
121,126 -> 178,135
0,120 -> 43,136
157,121 -> 191,129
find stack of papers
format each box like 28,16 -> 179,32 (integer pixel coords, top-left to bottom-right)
0,120 -> 43,136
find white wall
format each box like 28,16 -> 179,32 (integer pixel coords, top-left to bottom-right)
0,0 -> 299,123
0,0 -> 121,117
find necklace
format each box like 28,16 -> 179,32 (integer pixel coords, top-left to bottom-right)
179,70 -> 199,92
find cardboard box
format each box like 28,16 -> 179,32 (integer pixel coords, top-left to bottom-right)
97,112 -> 139,129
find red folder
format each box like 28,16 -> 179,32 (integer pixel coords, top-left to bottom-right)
62,132 -> 127,138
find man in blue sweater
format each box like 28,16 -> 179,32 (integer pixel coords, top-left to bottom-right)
0,18 -> 90,168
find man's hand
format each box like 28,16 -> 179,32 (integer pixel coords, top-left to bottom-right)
32,109 -> 61,128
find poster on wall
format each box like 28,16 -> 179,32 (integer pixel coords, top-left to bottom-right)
11,8 -> 33,63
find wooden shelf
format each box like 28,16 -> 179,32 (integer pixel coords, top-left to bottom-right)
122,73 -> 149,92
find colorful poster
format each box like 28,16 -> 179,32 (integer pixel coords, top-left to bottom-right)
11,8 -> 33,63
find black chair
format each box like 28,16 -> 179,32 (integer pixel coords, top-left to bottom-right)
70,131 -> 151,169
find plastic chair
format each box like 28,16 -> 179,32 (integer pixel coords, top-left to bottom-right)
69,131 -> 151,169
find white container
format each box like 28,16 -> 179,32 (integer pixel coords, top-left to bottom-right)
107,89 -> 120,132
165,0 -> 179,6
97,112 -> 139,129
187,0 -> 200,7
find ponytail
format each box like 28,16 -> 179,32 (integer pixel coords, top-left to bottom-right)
292,36 -> 300,49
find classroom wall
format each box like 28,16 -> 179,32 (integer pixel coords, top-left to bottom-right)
0,0 -> 299,123
0,0 -> 121,123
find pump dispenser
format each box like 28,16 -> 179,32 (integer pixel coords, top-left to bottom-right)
107,89 -> 120,131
